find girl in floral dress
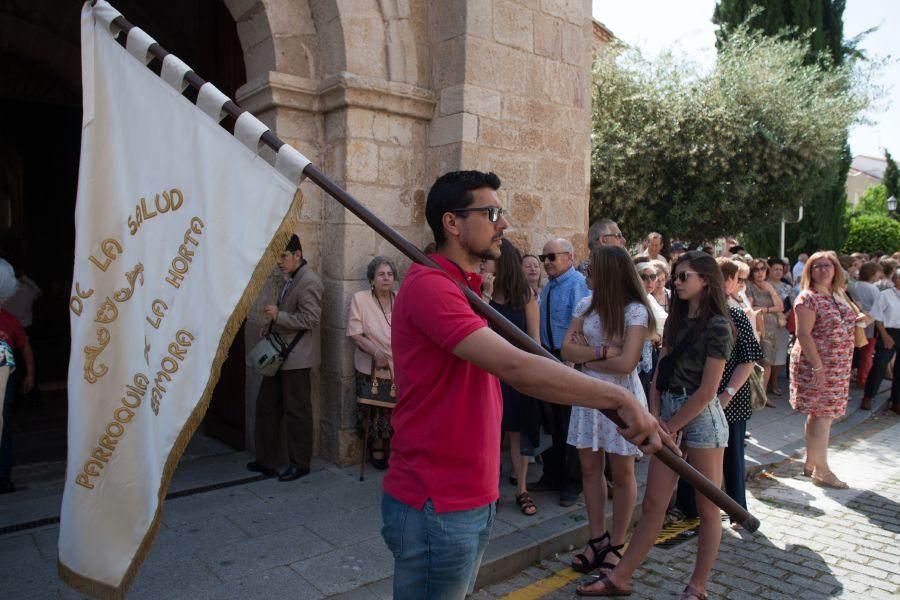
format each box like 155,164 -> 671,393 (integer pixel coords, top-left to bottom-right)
561,246 -> 656,575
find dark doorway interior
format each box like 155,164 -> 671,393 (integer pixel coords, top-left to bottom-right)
0,0 -> 249,470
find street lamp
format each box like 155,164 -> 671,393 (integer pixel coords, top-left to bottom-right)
888,195 -> 897,214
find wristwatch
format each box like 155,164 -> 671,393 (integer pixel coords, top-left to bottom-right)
725,386 -> 737,398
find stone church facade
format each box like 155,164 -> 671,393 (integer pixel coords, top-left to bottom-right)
2,0 -> 600,466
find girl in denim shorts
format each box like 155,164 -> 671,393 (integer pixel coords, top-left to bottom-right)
577,251 -> 734,600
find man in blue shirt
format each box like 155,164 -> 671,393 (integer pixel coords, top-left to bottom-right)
534,238 -> 590,506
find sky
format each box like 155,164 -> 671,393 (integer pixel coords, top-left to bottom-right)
592,0 -> 899,161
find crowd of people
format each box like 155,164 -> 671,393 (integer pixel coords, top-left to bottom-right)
350,170 -> 900,600
238,170 -> 899,599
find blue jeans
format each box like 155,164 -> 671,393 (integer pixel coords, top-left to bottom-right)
381,492 -> 496,599
662,390 -> 728,449
675,418 -> 747,521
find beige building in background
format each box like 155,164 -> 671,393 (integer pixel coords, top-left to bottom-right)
846,155 -> 887,207
2,0 -> 604,468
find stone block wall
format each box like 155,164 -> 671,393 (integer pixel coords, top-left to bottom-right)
427,0 -> 593,259
230,0 -> 594,465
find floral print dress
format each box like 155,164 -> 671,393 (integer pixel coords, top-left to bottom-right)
567,298 -> 648,456
789,290 -> 855,418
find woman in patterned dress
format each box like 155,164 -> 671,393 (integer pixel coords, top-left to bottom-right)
561,246 -> 656,574
747,258 -> 785,405
791,251 -> 859,489
347,257 -> 399,470
767,257 -> 793,396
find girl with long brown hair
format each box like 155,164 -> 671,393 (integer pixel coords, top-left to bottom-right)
561,246 -> 655,574
489,238 -> 545,515
578,251 -> 733,600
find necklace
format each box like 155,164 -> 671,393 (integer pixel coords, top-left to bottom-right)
372,290 -> 393,327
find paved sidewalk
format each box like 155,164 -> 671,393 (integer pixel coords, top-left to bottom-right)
481,410 -> 900,599
0,377 -> 893,598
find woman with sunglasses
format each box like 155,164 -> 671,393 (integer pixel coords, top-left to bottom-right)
747,259 -> 784,406
791,251 -> 860,489
562,247 -> 656,576
577,251 -> 733,600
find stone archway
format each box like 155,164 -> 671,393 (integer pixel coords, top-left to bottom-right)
224,0 -> 435,464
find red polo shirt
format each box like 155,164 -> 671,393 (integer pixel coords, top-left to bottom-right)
384,254 -> 503,512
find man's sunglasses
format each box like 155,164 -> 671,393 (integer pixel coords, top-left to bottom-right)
601,232 -> 625,240
674,271 -> 702,282
539,252 -> 571,262
450,206 -> 505,222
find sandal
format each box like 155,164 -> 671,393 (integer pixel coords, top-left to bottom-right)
812,471 -> 849,489
572,534 -> 623,574
572,532 -> 608,573
679,584 -> 708,600
663,507 -> 685,526
515,492 -> 537,516
802,463 -> 813,477
576,574 -> 632,597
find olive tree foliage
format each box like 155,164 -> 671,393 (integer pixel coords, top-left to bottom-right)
590,25 -> 872,245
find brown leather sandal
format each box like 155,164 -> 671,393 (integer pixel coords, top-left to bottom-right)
812,471 -> 849,489
575,574 -> 632,597
515,492 -> 538,516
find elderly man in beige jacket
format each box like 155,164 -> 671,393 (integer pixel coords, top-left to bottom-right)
247,234 -> 323,481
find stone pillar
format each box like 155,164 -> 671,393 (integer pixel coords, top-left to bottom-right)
316,75 -> 434,465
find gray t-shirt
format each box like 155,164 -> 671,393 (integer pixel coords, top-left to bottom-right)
668,314 -> 734,392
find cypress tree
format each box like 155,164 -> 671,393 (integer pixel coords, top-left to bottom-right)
883,149 -> 900,201
714,0 -> 851,255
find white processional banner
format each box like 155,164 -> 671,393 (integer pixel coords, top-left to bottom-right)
59,3 -> 308,596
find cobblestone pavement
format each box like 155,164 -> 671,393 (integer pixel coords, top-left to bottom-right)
479,412 -> 900,599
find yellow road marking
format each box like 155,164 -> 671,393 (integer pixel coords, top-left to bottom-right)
501,519 -> 701,599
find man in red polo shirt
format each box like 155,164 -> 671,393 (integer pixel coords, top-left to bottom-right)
382,171 -> 664,598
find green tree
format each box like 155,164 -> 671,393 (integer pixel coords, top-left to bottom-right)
589,26 -> 869,244
883,149 -> 900,200
842,214 -> 900,254
714,0 -> 853,256
850,183 -> 887,217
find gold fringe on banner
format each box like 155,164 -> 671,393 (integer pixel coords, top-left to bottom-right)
58,190 -> 304,599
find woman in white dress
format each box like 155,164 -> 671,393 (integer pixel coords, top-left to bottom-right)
561,246 -> 657,574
